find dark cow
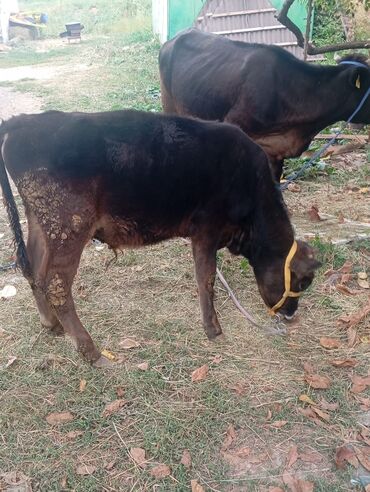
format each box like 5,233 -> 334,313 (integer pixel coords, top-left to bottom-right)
159,29 -> 370,180
0,110 -> 320,365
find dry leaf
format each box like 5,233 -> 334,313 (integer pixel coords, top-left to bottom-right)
137,362 -> 149,371
330,358 -> 357,368
270,420 -> 288,428
46,411 -> 74,425
269,488 -> 285,492
319,337 -> 341,349
358,272 -> 368,280
303,361 -> 315,374
337,298 -> 370,329
347,326 -> 358,348
351,374 -> 370,394
5,356 -> 17,368
102,399 -> 127,417
299,451 -> 322,463
307,205 -> 321,222
299,394 -> 316,405
150,464 -> 171,478
286,445 -> 299,469
318,398 -> 339,411
116,386 -> 125,398
311,406 -> 330,421
221,424 -> 237,451
355,447 -> 370,471
104,460 -> 116,471
130,447 -> 146,468
335,445 -> 358,469
191,480 -> 205,492
305,373 -> 331,389
283,470 -> 314,492
358,279 -> 370,289
65,430 -> 84,440
191,364 -> 209,382
336,284 -> 359,296
297,407 -> 322,426
119,338 -> 140,349
338,261 -> 353,274
212,354 -> 223,364
101,349 -> 117,361
0,284 -> 17,299
288,183 -> 301,193
180,449 -> 192,469
76,464 -> 96,476
79,379 -> 87,392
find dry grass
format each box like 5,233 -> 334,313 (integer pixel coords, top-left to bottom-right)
0,25 -> 370,492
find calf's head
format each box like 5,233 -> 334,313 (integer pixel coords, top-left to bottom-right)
252,240 -> 320,319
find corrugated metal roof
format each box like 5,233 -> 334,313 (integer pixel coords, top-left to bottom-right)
195,0 -> 321,60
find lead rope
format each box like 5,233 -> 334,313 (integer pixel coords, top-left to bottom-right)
281,60 -> 370,190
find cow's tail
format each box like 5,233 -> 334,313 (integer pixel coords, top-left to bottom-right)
0,123 -> 33,284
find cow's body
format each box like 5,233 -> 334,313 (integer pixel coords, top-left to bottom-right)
159,29 -> 370,179
0,110 -> 319,365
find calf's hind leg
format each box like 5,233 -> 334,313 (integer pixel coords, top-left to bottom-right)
192,236 -> 222,339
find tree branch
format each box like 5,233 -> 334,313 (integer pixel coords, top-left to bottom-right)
276,0 -> 370,55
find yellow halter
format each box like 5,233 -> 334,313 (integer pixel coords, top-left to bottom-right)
269,240 -> 301,316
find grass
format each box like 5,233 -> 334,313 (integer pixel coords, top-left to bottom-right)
0,2 -> 370,490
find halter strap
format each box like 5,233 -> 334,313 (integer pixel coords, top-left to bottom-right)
269,240 -> 301,316
339,60 -> 369,70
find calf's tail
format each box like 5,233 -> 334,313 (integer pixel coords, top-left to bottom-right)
0,125 -> 33,283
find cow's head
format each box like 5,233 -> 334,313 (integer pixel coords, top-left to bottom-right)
251,240 -> 321,319
338,54 -> 370,124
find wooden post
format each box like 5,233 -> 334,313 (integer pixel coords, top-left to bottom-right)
304,0 -> 314,60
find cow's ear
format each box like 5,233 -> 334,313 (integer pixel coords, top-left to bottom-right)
348,68 -> 362,89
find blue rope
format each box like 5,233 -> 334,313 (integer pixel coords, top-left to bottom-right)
281,60 -> 370,190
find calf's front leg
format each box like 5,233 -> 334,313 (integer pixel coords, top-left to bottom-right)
191,238 -> 222,339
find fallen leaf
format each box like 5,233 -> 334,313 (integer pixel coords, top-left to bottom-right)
336,284 -> 359,296
101,349 -> 117,361
212,354 -> 223,364
46,411 -> 74,425
137,362 -> 149,371
150,463 -> 171,478
119,338 -> 140,349
318,398 -> 339,411
307,205 -> 321,222
305,373 -> 331,389
319,337 -> 341,349
221,424 -> 237,451
180,449 -> 192,469
283,470 -> 314,492
335,445 -> 358,469
288,183 -> 301,193
299,451 -> 322,463
0,284 -> 17,299
299,394 -> 316,405
358,279 -> 370,289
76,464 -> 96,475
104,460 -> 116,471
361,336 -> 370,344
311,406 -> 330,421
269,488 -> 285,492
337,298 -> 370,329
330,358 -> 357,368
266,408 -> 273,421
297,407 -> 322,426
191,364 -> 209,382
5,355 -> 17,368
191,480 -> 205,492
116,386 -> 125,398
1,471 -> 32,491
233,447 -> 251,458
270,420 -> 288,429
347,326 -> 358,348
338,261 -> 353,274
356,396 -> 370,412
65,430 -> 84,440
286,445 -> 299,468
341,273 -> 351,284
355,447 -> 370,471
102,399 -> 127,417
303,361 -> 315,374
351,374 -> 370,394
79,379 -> 87,392
130,447 -> 146,468
358,272 -> 368,280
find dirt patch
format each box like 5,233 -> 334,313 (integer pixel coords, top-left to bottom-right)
0,87 -> 42,119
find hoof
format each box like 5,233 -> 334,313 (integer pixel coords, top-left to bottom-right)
92,355 -> 115,368
213,332 -> 226,343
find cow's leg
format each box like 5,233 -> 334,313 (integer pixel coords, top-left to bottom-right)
26,212 -> 64,335
191,237 -> 222,339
